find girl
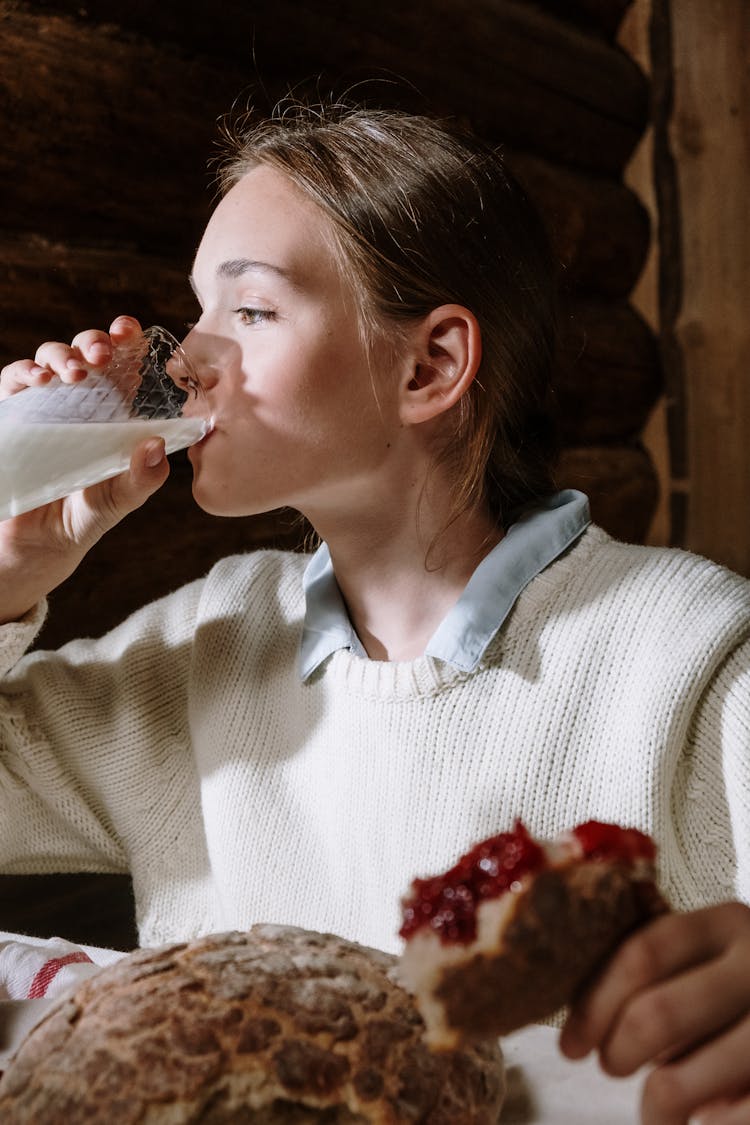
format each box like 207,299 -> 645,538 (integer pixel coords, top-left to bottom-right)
1,104 -> 749,1122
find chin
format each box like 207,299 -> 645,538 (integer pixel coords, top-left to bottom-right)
191,490 -> 243,518
190,482 -> 280,520
189,475 -> 230,517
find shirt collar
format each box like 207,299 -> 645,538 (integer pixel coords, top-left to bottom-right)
299,489 -> 590,680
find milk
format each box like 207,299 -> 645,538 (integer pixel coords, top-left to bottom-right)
0,417 -> 209,521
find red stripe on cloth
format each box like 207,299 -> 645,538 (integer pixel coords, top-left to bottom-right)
27,950 -> 93,999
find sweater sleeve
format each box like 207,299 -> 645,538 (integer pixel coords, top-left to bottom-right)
0,601 -> 48,677
0,577 -> 206,876
671,635 -> 750,907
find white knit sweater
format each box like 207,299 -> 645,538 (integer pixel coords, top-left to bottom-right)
1,526 -> 749,953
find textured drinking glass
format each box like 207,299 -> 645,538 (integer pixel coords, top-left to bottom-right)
0,326 -> 211,521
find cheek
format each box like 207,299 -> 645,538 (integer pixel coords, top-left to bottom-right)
224,324 -> 385,437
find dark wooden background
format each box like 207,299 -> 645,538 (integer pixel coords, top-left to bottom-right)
1,0 -> 660,947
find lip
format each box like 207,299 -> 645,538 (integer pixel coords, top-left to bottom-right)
188,422 -> 215,456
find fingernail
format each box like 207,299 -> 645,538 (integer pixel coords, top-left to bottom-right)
88,343 -> 110,363
111,315 -> 139,332
66,360 -> 87,376
144,440 -> 165,467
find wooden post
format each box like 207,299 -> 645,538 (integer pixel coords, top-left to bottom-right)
618,0 -> 671,548
656,0 -> 750,575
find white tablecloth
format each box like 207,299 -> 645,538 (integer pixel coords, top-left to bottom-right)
1,997 -> 57,1066
501,1024 -> 644,1122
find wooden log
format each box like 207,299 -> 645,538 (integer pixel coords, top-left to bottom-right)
0,8 -> 240,250
0,236 -> 197,365
244,0 -> 650,174
555,299 -> 662,443
557,445 -> 659,542
4,3 -> 648,178
525,0 -> 634,39
507,151 -> 650,297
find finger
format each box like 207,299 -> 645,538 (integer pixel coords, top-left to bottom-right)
69,329 -> 115,367
107,437 -> 170,513
598,943 -> 750,1076
27,320 -> 142,387
561,907 -> 737,1059
694,1092 -> 750,1124
108,315 -> 143,342
0,359 -> 55,398
104,438 -> 170,516
131,436 -> 170,478
36,320 -> 142,379
68,438 -> 170,544
641,1014 -> 750,1125
33,341 -> 90,381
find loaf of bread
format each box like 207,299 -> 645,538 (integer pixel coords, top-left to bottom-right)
399,819 -> 668,1049
0,924 -> 506,1123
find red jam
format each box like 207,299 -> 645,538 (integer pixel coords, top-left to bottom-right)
399,820 -> 545,945
573,820 -> 656,864
400,819 -> 657,946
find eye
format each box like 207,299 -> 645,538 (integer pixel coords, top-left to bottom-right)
234,307 -> 276,326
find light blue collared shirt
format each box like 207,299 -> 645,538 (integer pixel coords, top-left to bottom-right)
299,489 -> 591,680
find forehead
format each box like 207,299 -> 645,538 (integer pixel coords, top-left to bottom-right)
194,164 -> 338,284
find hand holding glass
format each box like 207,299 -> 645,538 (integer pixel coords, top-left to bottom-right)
0,326 -> 211,521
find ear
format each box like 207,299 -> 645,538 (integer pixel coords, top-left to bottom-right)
399,304 -> 482,425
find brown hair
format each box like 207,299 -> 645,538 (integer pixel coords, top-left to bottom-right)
218,101 -> 559,530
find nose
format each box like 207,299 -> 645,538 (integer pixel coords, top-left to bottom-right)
180,324 -> 221,391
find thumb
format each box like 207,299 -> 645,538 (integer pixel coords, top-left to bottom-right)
115,437 -> 171,512
81,437 -> 170,538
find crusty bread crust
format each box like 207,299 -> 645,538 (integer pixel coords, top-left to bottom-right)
0,925 -> 506,1124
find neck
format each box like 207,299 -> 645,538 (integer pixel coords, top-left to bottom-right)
310,497 -> 502,663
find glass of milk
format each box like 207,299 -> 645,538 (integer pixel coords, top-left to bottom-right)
0,326 -> 212,521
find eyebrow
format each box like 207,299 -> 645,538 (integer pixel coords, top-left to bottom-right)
189,258 -> 294,296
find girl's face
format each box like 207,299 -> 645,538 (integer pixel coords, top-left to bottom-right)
184,164 -> 401,520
